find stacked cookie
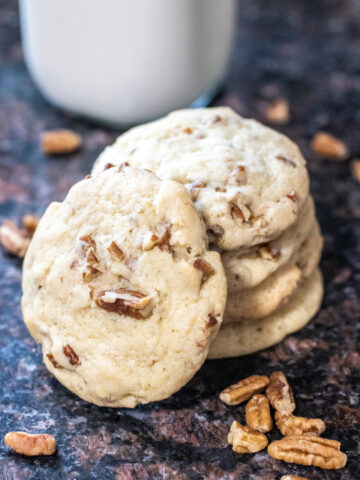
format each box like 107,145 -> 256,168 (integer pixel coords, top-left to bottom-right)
22,107 -> 323,408
93,107 -> 324,360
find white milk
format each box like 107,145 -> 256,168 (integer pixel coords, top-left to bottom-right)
19,0 -> 236,126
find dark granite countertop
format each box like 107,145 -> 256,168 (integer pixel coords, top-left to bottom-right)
0,0 -> 359,478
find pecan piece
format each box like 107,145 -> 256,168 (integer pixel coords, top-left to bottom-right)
287,190 -> 297,202
46,353 -> 62,369
193,258 -> 215,281
0,220 -> 30,258
311,132 -> 349,161
258,243 -> 281,260
40,129 -> 82,155
230,194 -> 253,222
4,432 -> 56,456
95,288 -> 153,319
207,224 -> 225,242
104,162 -> 115,170
268,436 -> 347,469
63,344 -> 81,366
220,375 -> 269,405
265,98 -> 290,125
184,180 -> 207,201
22,214 -> 39,236
276,155 -> 297,168
228,421 -> 268,454
275,411 -> 325,436
183,127 -> 193,134
82,265 -> 102,281
280,476 -> 309,480
79,234 -> 96,250
351,159 -> 360,183
231,165 -> 247,185
143,221 -> 172,253
245,394 -> 273,433
205,313 -> 218,329
107,241 -> 124,260
266,371 -> 295,413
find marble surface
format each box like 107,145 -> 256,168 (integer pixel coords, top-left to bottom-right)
0,0 -> 359,478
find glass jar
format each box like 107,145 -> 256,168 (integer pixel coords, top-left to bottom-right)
19,0 -> 236,126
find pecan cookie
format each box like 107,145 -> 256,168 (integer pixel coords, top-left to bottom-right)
208,267 -> 323,359
22,166 -> 226,407
221,195 -> 315,293
92,107 -> 309,250
224,219 -> 323,323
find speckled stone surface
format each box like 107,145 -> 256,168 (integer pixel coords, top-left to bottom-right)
0,0 -> 359,478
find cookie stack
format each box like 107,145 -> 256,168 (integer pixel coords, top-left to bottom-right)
22,107 -> 323,408
93,107 -> 324,360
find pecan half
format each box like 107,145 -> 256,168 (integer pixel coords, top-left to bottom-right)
275,411 -> 325,437
22,214 -> 39,236
268,436 -> 347,469
228,421 -> 268,454
4,432 -> 56,456
351,159 -> 360,183
40,129 -> 82,155
266,371 -> 295,413
95,288 -> 153,319
231,165 -> 247,185
265,98 -> 290,125
107,241 -> 124,260
311,132 -> 349,161
0,220 -> 30,258
220,375 -> 269,405
245,394 -> 273,433
63,344 -> 81,366
193,258 -> 215,281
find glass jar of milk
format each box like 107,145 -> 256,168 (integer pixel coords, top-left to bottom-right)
19,0 -> 236,126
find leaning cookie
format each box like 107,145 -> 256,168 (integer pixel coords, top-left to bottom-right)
92,107 -> 309,250
208,267 -> 323,359
22,166 -> 227,408
224,219 -> 323,323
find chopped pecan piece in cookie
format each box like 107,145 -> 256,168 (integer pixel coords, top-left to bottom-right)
311,132 -> 349,161
205,313 -> 218,329
82,265 -> 102,281
266,371 -> 295,413
228,421 -> 268,454
118,161 -> 130,171
276,155 -> 297,168
275,411 -> 325,437
95,288 -> 153,319
258,242 -> 281,260
107,241 -> 124,260
231,165 -> 247,185
220,375 -> 270,405
79,234 -> 96,251
287,190 -> 297,202
40,129 -> 82,155
193,258 -> 215,281
230,194 -> 253,222
104,162 -> 115,170
63,344 -> 81,366
143,221 -> 173,253
268,435 -> 347,469
4,432 -> 56,456
184,180 -> 207,200
0,220 -> 30,258
46,353 -> 62,369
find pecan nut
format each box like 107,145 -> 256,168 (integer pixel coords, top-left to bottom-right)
311,132 -> 349,161
228,421 -> 268,454
41,129 -> 82,155
63,344 -> 81,366
265,98 -> 290,125
143,221 -> 172,253
95,288 -> 153,319
275,411 -> 325,437
4,432 -> 56,456
231,165 -> 247,185
280,476 -> 309,480
22,214 -> 39,236
268,435 -> 347,469
107,241 -> 124,260
0,220 -> 30,258
245,394 -> 273,433
220,375 -> 269,405
266,371 -> 295,413
193,258 -> 215,282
